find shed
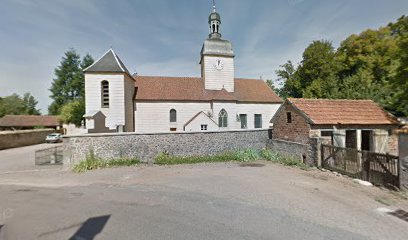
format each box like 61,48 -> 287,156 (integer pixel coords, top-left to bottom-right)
270,98 -> 401,155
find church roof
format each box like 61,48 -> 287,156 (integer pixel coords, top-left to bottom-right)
134,76 -> 282,103
84,49 -> 131,75
209,12 -> 221,23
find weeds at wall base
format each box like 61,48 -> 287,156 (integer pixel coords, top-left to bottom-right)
155,149 -> 309,170
73,149 -> 308,172
73,150 -> 140,173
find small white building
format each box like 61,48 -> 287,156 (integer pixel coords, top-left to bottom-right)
83,5 -> 282,134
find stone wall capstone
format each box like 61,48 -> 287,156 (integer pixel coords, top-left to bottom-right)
0,129 -> 57,150
63,130 -> 269,168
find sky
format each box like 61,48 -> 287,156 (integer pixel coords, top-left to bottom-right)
0,0 -> 407,114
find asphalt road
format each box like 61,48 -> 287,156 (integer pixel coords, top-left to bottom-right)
0,144 -> 62,173
0,163 -> 407,239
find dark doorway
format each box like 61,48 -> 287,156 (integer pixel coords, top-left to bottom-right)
346,130 -> 357,149
361,130 -> 373,151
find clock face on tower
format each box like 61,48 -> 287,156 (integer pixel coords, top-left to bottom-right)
213,58 -> 224,70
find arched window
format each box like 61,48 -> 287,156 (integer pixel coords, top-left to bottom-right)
218,109 -> 228,128
101,80 -> 109,108
212,24 -> 216,33
170,109 -> 177,122
216,24 -> 219,33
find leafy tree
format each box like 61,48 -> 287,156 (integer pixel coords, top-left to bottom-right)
48,49 -> 94,115
59,99 -> 85,127
297,40 -> 339,98
389,15 -> 408,116
0,93 -> 40,117
274,61 -> 299,99
275,16 -> 408,116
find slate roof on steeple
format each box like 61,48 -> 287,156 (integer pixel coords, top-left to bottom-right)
84,49 -> 131,75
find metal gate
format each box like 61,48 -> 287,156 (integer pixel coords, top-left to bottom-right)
35,146 -> 63,165
321,144 -> 399,188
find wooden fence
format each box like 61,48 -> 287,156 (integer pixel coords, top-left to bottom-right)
321,144 -> 399,188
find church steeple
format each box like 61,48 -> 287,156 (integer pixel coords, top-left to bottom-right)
201,0 -> 234,92
208,0 -> 221,39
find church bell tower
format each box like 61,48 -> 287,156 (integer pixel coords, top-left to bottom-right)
200,1 -> 235,92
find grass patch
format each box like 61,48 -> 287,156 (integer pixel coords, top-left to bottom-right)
375,196 -> 393,206
73,150 -> 140,173
154,151 -> 242,165
390,191 -> 408,200
155,149 -> 308,170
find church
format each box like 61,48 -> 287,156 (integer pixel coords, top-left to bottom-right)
83,5 -> 282,134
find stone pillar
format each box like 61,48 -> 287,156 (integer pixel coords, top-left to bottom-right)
309,137 -> 323,167
399,133 -> 408,191
356,130 -> 362,151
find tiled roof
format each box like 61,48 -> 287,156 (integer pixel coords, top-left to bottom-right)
134,76 -> 282,103
0,115 -> 61,127
288,98 -> 400,125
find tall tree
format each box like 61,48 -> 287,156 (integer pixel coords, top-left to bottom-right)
279,41 -> 339,99
389,15 -> 408,116
23,93 -> 41,115
48,49 -> 94,115
274,16 -> 408,116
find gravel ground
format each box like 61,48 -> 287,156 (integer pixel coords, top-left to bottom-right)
0,161 -> 407,239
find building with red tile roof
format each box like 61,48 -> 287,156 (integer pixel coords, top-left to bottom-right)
271,98 -> 401,155
0,115 -> 61,130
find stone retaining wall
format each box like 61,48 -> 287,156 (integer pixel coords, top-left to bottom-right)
63,130 -> 269,168
0,129 -> 56,150
266,138 -> 321,166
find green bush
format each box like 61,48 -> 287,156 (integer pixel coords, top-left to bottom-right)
233,149 -> 260,162
260,149 -> 280,161
73,150 -> 140,173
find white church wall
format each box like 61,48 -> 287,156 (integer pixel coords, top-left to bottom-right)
203,56 -> 234,92
212,102 -> 281,130
85,73 -> 126,130
134,101 -> 281,133
135,102 -> 211,133
184,112 -> 219,132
